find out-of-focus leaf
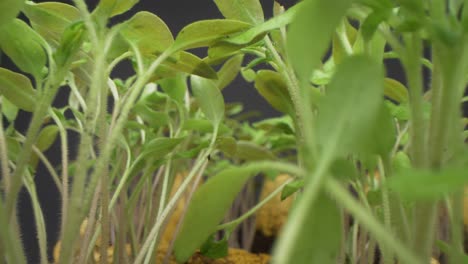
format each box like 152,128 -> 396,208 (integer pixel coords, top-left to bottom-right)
23,2 -> 80,43
216,136 -> 237,157
173,19 -> 251,51
281,178 -> 304,200
174,166 -> 254,262
254,70 -> 293,114
54,21 -> 86,67
0,68 -> 36,112
149,52 -> 217,80
392,151 -> 411,172
213,0 -> 264,25
191,76 -> 225,126
133,104 -> 169,128
216,54 -> 243,90
120,11 -> 173,54
140,137 -> 186,161
182,119 -> 231,134
332,20 -> 357,64
315,55 -> 384,157
1,97 -> 18,121
235,141 -> 276,161
0,19 -> 47,77
287,0 -> 351,79
387,167 -> 468,201
36,125 -> 59,151
384,78 -> 409,103
273,192 -> 342,264
0,0 -> 24,28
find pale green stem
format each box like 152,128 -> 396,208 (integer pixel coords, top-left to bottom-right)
0,104 -> 11,193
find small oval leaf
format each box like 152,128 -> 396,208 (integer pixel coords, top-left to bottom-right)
254,70 -> 293,114
216,54 -> 243,90
384,78 -> 409,103
36,125 -> 59,152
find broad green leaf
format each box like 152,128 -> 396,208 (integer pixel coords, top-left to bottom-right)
174,166 -> 254,262
384,78 -> 409,103
23,2 -> 80,43
158,74 -> 187,104
287,0 -> 351,79
361,10 -> 390,42
273,192 -> 342,264
173,19 -> 251,51
216,55 -> 243,90
315,55 -> 384,157
182,119 -> 231,134
54,21 -> 86,67
191,76 -> 225,125
36,125 -> 59,151
387,167 -> 468,201
94,0 -> 139,17
1,97 -> 18,121
235,141 -> 276,161
213,0 -> 264,25
140,137 -> 186,161
0,0 -> 24,28
254,70 -> 293,114
0,19 -> 47,77
224,2 -> 302,45
330,158 -> 358,181
0,68 -> 36,112
120,11 -> 173,55
358,103 -> 396,156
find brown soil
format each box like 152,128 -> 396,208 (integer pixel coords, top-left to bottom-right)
255,174 -> 293,237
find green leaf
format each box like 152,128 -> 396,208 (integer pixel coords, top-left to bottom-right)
281,179 -> 304,200
0,68 -> 36,112
133,105 -> 169,128
254,70 -> 293,114
384,78 -> 409,103
361,10 -> 390,42
273,192 -> 342,264
158,74 -> 187,104
332,20 -> 357,64
330,158 -> 358,181
200,233 -> 229,259
392,151 -> 411,173
213,0 -> 264,25
173,19 -> 251,51
0,0 -> 24,28
94,0 -> 139,17
54,21 -> 86,67
235,141 -> 276,161
287,0 -> 351,79
120,11 -> 173,54
216,54 -> 243,90
191,75 -> 225,125
240,68 -> 256,82
315,55 -> 384,157
163,52 -> 217,79
359,103 -> 396,156
1,97 -> 18,121
387,167 -> 468,201
0,19 -> 47,77
182,119 -> 231,134
224,2 -> 302,45
22,2 -> 80,44
140,137 -> 186,161
216,136 -> 237,157
174,166 -> 254,262
36,125 -> 59,151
